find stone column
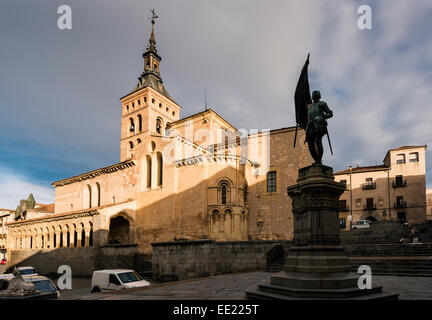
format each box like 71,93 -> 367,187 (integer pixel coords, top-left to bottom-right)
84,228 -> 90,247
48,232 -> 54,249
76,228 -> 82,248
69,230 -> 75,248
55,231 -> 61,248
246,164 -> 398,300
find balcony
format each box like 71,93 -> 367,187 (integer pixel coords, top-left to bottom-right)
364,204 -> 377,210
395,201 -> 407,208
362,183 -> 376,190
392,180 -> 407,188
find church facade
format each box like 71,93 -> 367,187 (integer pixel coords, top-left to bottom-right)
7,21 -> 312,259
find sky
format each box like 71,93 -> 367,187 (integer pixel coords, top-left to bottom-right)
0,0 -> 432,209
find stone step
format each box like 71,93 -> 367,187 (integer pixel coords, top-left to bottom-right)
245,284 -> 398,300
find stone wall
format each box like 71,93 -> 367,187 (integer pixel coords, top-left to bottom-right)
152,240 -> 292,281
8,245 -> 151,277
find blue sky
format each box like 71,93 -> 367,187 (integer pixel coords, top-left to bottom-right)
1,0 -> 432,208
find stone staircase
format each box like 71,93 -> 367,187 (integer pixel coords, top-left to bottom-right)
266,221 -> 432,276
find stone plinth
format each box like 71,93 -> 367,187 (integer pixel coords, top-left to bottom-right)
246,164 -> 398,300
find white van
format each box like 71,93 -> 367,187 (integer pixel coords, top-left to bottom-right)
91,269 -> 150,292
351,220 -> 372,229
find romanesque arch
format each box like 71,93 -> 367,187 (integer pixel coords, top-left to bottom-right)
108,213 -> 133,244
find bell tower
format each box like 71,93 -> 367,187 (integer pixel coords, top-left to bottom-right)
119,10 -> 181,161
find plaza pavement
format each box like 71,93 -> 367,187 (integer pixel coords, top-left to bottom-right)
60,271 -> 432,300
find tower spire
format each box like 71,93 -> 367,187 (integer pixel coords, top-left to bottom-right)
148,9 -> 158,49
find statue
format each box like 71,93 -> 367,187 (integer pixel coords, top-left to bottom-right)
293,54 -> 333,164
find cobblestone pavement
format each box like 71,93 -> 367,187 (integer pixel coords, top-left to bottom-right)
60,272 -> 432,300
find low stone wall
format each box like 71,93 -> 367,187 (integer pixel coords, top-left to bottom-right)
8,244 -> 151,277
151,240 -> 292,281
8,248 -> 97,276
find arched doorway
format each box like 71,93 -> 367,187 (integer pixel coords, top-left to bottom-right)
108,216 -> 131,244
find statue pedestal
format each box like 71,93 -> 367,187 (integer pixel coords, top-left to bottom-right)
246,164 -> 398,299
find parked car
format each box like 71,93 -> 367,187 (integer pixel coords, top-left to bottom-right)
91,269 -> 150,293
351,220 -> 372,229
15,266 -> 38,276
1,259 -> 6,265
22,275 -> 60,299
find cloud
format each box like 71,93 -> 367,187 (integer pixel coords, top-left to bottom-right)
0,166 -> 54,210
0,0 -> 431,201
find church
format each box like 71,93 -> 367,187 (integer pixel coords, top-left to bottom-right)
7,19 -> 312,272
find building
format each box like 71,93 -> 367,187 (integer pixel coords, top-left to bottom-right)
0,209 -> 14,259
426,189 -> 432,221
334,145 -> 427,229
7,19 -> 313,274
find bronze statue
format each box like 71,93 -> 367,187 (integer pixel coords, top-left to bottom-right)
294,54 -> 333,164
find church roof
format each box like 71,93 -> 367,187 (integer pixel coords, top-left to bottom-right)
51,160 -> 135,187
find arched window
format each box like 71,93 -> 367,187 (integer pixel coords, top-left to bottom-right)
219,181 -> 230,205
157,152 -> 163,186
156,118 -> 163,134
96,182 -> 101,207
129,141 -> 134,149
146,155 -> 152,188
87,185 -> 92,209
243,184 -> 248,205
129,118 -> 135,133
138,114 -> 142,132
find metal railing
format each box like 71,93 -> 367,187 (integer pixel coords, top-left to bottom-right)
362,182 -> 376,190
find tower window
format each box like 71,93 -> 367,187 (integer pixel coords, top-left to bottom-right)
132,102 -> 134,108
159,103 -> 162,108
166,107 -> 169,112
267,171 -> 277,193
156,118 -> 162,134
129,141 -> 134,149
152,98 -> 155,104
172,111 -> 175,116
138,99 -> 141,105
144,97 -> 147,103
129,118 -> 135,133
138,114 -> 142,132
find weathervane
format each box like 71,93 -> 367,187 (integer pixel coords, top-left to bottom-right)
149,9 -> 158,25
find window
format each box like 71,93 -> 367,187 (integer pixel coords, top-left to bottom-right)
396,154 -> 406,164
137,99 -> 140,105
409,152 -> 419,162
339,199 -> 347,211
396,196 -> 405,208
159,103 -> 162,108
340,179 -> 347,185
129,118 -> 135,133
157,152 -> 163,186
267,171 -> 277,193
146,156 -> 152,188
366,198 -> 374,209
129,141 -> 134,149
109,274 -> 121,285
340,218 -> 346,229
152,98 -> 155,104
156,118 -> 162,134
396,175 -> 403,185
221,183 -> 228,204
172,111 -> 175,116
365,178 -> 373,187
243,184 -> 248,205
138,114 -> 142,132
